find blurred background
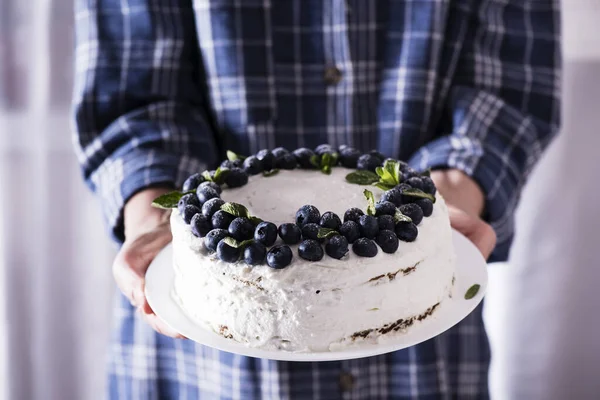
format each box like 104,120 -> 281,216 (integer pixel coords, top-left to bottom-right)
1,0 -> 599,399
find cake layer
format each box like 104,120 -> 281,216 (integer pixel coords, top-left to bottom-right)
171,168 -> 456,352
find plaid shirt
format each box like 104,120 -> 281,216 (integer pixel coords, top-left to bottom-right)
73,0 -> 560,398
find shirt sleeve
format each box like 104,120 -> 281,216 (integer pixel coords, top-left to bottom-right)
72,0 -> 220,243
409,0 -> 561,248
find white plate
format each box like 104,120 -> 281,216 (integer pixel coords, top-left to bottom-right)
145,230 -> 487,362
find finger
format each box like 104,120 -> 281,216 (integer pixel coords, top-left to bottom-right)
139,308 -> 186,339
473,222 -> 497,260
113,227 -> 172,307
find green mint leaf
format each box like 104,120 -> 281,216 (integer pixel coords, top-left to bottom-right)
310,154 -> 321,168
464,284 -> 481,300
321,153 -> 332,168
368,307 -> 380,311
345,170 -> 380,185
151,190 -> 193,209
221,202 -> 250,218
420,168 -> 431,177
373,182 -> 395,191
330,152 -> 339,165
402,188 -> 436,203
322,164 -> 332,175
383,159 -> 402,185
222,237 -> 252,249
202,170 -> 213,182
394,209 -> 413,223
363,189 -> 377,216
263,169 -> 280,177
213,167 -> 230,185
317,228 -> 339,239
375,166 -> 384,178
249,216 -> 263,225
227,150 -> 246,161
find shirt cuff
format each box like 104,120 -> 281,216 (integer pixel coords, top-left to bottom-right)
89,149 -> 206,243
408,135 -> 517,257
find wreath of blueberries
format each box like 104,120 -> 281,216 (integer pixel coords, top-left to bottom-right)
152,144 -> 437,270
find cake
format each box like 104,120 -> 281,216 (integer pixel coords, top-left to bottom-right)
156,145 -> 456,352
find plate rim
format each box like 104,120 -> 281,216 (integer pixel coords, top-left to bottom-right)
145,229 -> 488,362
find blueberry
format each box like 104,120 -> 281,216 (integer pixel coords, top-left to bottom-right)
343,207 -> 364,223
369,150 -> 385,162
224,168 -> 249,188
272,147 -> 289,158
276,153 -> 297,170
325,235 -> 349,259
377,214 -> 396,232
216,240 -> 241,263
228,217 -> 254,241
380,189 -> 403,207
376,230 -> 399,253
196,185 -> 220,204
204,229 -> 229,252
402,168 -> 419,180
183,205 -> 201,224
298,239 -> 324,261
357,154 -> 382,172
202,198 -> 225,219
339,221 -> 361,243
178,193 -> 200,215
358,215 -> 379,239
256,149 -> 276,171
375,201 -> 396,217
295,205 -> 321,226
243,155 -> 263,175
301,223 -> 323,242
244,242 -> 267,266
199,181 -> 222,195
398,203 -> 424,226
278,223 -> 302,244
190,213 -> 212,237
352,238 -> 378,257
182,173 -> 205,191
266,245 -> 293,269
338,144 -> 350,152
421,176 -> 437,195
254,221 -> 278,246
319,211 -> 341,230
406,177 -> 423,191
339,147 -> 361,168
314,144 -> 334,156
415,198 -> 434,217
211,210 -> 235,229
398,161 -> 411,172
293,147 -> 317,169
395,221 -> 418,242
220,159 -> 242,169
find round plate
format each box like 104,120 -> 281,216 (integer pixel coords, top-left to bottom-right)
145,230 -> 487,362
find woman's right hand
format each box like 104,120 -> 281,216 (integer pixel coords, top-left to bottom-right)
112,187 -> 185,338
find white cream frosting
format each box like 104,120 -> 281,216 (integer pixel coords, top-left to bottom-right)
171,167 -> 456,352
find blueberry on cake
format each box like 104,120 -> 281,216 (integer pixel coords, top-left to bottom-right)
153,145 -> 456,352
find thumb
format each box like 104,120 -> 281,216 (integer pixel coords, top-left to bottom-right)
448,206 -> 497,260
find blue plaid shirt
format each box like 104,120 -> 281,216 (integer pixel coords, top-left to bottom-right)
73,0 -> 560,398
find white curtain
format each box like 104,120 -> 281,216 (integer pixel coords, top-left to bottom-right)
1,1 -> 599,399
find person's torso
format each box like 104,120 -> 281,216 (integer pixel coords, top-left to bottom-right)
191,0 -> 473,158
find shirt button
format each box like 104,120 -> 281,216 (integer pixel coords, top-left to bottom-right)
339,371 -> 355,392
324,66 -> 343,85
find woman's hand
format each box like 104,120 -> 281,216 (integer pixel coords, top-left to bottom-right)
112,187 -> 185,338
431,169 -> 497,260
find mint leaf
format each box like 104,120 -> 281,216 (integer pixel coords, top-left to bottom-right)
420,168 -> 431,177
212,167 -> 230,185
321,153 -> 331,168
249,216 -> 263,225
222,237 -> 254,249
402,187 -> 436,203
151,190 -> 193,209
317,228 -> 339,239
322,164 -> 332,175
263,169 -> 279,177
394,209 -> 412,223
383,159 -> 402,185
202,170 -> 212,182
363,189 -> 376,216
221,202 -> 249,218
373,182 -> 395,191
227,150 -> 246,161
346,170 -> 380,185
330,152 -> 339,165
464,284 -> 481,300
